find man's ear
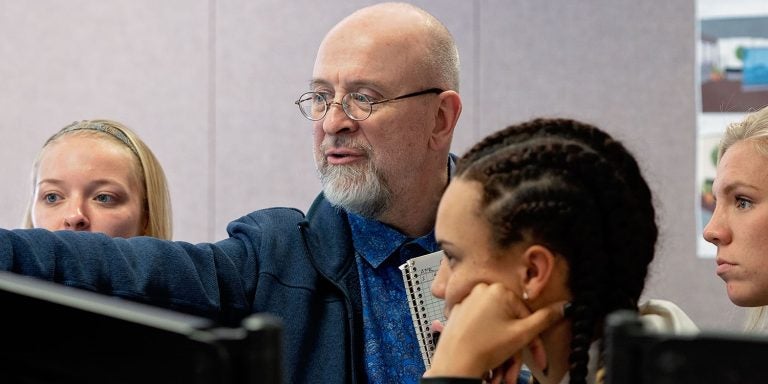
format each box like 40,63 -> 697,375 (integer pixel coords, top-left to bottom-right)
520,244 -> 557,301
429,90 -> 462,151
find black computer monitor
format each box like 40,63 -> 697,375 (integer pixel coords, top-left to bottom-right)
604,310 -> 768,384
0,270 -> 282,384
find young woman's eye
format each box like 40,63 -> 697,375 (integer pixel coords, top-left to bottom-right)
442,251 -> 457,267
736,197 -> 753,210
94,194 -> 116,204
43,193 -> 61,204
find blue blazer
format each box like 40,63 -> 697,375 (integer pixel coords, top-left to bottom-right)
0,193 -> 365,383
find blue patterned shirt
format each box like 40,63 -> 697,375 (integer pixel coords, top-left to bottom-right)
349,213 -> 438,384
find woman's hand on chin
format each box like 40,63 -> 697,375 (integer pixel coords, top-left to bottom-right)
424,282 -> 566,381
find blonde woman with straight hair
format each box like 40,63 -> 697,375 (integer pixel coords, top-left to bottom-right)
704,105 -> 768,332
22,119 -> 172,239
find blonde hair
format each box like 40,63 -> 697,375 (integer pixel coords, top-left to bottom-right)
23,119 -> 173,240
719,105 -> 768,159
718,105 -> 768,332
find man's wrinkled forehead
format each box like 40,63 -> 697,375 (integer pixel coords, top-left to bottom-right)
312,45 -> 416,94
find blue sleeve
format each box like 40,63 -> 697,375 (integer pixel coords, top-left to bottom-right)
0,207 -> 305,323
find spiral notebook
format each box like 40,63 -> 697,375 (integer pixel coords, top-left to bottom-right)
399,250 -> 447,369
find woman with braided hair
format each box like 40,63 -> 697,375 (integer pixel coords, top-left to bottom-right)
422,118 -> 696,384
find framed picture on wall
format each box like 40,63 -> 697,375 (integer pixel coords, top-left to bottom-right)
696,0 -> 768,258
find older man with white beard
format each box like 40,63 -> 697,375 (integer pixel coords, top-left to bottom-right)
297,3 -> 462,382
0,3 -> 462,384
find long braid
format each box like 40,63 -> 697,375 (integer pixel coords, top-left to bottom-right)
456,118 -> 657,383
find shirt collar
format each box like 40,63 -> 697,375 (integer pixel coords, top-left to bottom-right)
349,214 -> 409,268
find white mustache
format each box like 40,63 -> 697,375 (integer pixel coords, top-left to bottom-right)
320,136 -> 372,157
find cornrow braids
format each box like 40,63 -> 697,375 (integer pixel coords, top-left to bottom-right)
456,118 -> 657,384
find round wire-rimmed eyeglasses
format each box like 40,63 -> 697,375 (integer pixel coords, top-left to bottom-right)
294,87 -> 444,121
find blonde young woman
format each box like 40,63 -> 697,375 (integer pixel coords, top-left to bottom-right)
704,105 -> 768,332
22,119 -> 172,239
